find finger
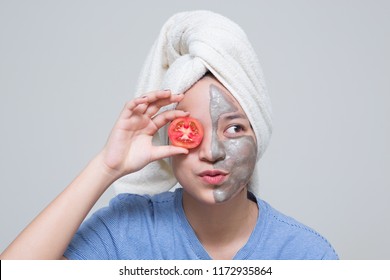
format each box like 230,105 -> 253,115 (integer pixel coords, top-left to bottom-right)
140,89 -> 183,105
152,110 -> 190,129
144,94 -> 185,117
120,91 -> 184,119
124,99 -> 141,111
132,103 -> 149,114
150,145 -> 189,161
130,90 -> 170,106
139,89 -> 173,103
118,101 -> 147,119
116,100 -> 138,120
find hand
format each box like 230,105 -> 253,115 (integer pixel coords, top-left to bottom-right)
99,90 -> 189,179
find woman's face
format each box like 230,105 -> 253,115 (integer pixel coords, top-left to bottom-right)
172,76 -> 257,204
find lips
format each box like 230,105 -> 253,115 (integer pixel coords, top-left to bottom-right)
198,170 -> 228,185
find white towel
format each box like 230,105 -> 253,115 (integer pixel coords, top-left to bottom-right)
113,10 -> 272,197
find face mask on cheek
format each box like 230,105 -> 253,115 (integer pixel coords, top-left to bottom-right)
213,136 -> 257,202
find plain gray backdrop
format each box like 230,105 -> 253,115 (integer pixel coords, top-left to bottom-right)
1,0 -> 389,259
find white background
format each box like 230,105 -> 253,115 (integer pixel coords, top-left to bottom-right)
2,260 -> 390,279
1,0 -> 389,259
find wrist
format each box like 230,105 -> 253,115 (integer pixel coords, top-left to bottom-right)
90,153 -> 124,187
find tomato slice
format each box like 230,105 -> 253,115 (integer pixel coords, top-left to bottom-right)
168,117 -> 204,149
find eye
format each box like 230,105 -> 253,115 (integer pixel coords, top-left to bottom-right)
224,125 -> 245,137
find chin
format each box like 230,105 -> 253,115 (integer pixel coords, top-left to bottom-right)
182,187 -> 218,205
213,188 -> 243,203
183,186 -> 244,206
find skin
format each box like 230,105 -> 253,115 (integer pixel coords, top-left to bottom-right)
172,78 -> 257,204
0,90 -> 189,259
1,76 -> 259,260
209,85 -> 257,202
172,75 -> 259,259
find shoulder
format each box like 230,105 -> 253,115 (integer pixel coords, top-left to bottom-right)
65,191 -> 178,260
258,199 -> 339,259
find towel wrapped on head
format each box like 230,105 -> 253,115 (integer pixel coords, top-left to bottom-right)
113,10 -> 273,197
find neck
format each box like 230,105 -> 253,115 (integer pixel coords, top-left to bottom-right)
182,188 -> 258,259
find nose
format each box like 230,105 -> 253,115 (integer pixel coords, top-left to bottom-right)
198,130 -> 226,163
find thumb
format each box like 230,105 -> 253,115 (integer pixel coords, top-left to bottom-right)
150,145 -> 189,162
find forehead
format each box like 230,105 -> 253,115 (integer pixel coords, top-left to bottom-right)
176,76 -> 246,118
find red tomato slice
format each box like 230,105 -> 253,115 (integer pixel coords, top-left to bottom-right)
168,117 -> 204,149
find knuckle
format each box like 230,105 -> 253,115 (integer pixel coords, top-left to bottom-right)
125,100 -> 135,108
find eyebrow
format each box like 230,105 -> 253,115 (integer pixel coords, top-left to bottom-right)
221,113 -> 247,121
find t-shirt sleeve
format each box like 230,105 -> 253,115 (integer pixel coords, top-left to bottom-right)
321,245 -> 339,260
262,201 -> 339,260
64,194 -> 133,260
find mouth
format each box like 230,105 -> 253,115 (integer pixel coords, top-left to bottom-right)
198,170 -> 229,185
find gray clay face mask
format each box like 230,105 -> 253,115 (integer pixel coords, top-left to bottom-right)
209,85 -> 257,203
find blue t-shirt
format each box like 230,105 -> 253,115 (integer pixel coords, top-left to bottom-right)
64,189 -> 338,260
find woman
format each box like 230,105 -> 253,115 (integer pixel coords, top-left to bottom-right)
0,11 -> 338,260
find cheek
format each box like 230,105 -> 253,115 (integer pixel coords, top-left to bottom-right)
229,137 -> 257,180
171,152 -> 196,182
172,154 -> 187,175
213,136 -> 257,202
220,136 -> 257,171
